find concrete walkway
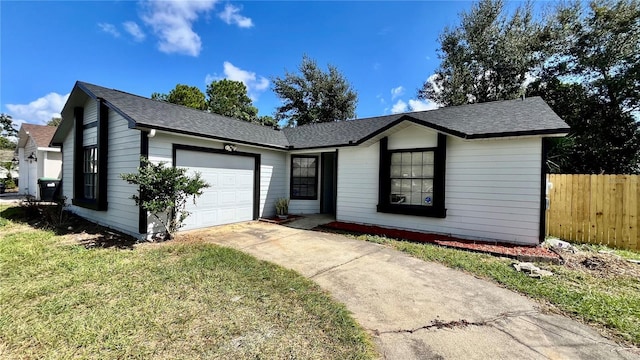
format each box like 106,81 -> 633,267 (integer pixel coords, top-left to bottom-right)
186,217 -> 639,359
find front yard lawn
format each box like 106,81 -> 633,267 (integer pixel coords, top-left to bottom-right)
357,234 -> 640,347
0,206 -> 374,359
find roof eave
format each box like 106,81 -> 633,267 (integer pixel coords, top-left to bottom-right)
463,128 -> 571,140
133,124 -> 290,151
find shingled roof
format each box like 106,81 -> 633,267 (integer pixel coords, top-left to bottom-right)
55,81 -> 569,150
18,124 -> 59,149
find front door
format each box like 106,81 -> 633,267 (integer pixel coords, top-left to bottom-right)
320,151 -> 337,214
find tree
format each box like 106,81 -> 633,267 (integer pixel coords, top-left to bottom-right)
0,114 -> 17,150
272,55 -> 357,127
529,78 -> 640,174
206,79 -> 258,122
47,117 -> 62,126
257,115 -> 277,128
418,0 -> 543,106
151,84 -> 207,110
121,158 -> 209,240
532,0 -> 640,174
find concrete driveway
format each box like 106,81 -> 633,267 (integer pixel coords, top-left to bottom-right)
185,217 -> 639,359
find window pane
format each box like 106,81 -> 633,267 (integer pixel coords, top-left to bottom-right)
410,192 -> 423,205
390,179 -> 402,193
423,152 -> 434,165
411,152 -> 422,165
391,165 -> 402,177
391,153 -> 401,165
411,165 -> 422,177
422,179 -> 433,192
422,164 -> 434,178
401,152 -> 412,165
401,179 -> 411,192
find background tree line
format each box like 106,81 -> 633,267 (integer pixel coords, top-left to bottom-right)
419,0 -> 640,174
152,55 -> 357,129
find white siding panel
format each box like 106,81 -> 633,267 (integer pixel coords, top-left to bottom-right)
83,99 -> 97,125
43,151 -> 62,179
147,132 -> 287,234
61,106 -> 141,237
83,128 -> 97,146
387,125 -> 437,149
336,131 -> 543,245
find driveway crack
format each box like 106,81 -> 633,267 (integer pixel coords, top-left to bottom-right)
373,310 -> 540,335
309,247 -> 383,278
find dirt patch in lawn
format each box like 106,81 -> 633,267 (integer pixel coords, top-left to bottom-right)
318,221 -> 560,263
1,204 -> 138,249
561,251 -> 640,279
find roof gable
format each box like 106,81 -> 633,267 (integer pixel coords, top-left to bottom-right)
18,124 -> 59,149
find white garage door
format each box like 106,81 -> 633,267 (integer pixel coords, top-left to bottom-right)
176,149 -> 255,231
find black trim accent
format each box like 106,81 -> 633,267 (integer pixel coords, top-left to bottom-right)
96,100 -> 108,211
138,131 -> 149,234
83,121 -> 98,129
172,144 -> 261,222
539,138 -> 549,243
290,155 -> 319,200
72,100 -> 108,211
320,151 -> 338,214
376,134 -> 447,218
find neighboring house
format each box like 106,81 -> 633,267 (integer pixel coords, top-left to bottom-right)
17,124 -> 62,198
51,81 -> 569,245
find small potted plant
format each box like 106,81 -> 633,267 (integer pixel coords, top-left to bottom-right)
275,197 -> 289,219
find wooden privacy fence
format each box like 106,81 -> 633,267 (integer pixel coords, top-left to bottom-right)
546,174 -> 639,251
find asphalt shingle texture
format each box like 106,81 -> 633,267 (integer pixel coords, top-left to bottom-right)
79,82 -> 290,148
21,124 -> 58,148
78,82 -> 569,150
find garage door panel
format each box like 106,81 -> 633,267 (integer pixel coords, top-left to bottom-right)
176,149 -> 255,231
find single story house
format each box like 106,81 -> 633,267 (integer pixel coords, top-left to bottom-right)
51,81 -> 569,245
17,124 -> 62,198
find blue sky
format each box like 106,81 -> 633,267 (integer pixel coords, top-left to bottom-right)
2,1 -> 491,127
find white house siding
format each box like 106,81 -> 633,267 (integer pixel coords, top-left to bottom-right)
61,99 -> 141,237
147,132 -> 287,234
337,124 -> 542,245
19,138 -> 39,197
42,151 -> 62,179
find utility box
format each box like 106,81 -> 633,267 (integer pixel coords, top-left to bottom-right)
38,178 -> 61,201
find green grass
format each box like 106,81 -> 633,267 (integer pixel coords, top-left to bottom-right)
0,207 -> 375,359
357,234 -> 640,346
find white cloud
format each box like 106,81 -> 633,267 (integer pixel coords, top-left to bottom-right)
123,21 -> 146,42
391,99 -> 408,114
205,61 -> 269,100
141,0 -> 217,57
408,99 -> 439,111
98,22 -> 120,37
6,92 -> 70,126
376,94 -> 385,104
391,86 -> 404,100
218,4 -> 253,28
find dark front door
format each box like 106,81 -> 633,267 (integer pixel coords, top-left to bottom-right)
320,151 -> 337,214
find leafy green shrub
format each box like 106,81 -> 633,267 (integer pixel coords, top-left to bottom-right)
121,158 -> 209,240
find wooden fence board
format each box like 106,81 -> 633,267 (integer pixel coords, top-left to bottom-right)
547,174 -> 640,251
